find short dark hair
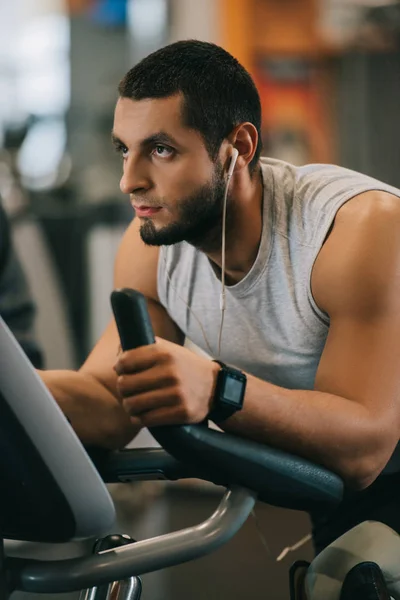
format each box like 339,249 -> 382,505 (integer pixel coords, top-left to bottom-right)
118,40 -> 262,173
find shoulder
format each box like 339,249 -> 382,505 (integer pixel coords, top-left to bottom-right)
312,191 -> 400,317
294,164 -> 398,207
326,190 -> 400,255
334,189 -> 400,224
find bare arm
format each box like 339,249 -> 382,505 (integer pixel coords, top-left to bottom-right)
218,192 -> 400,489
41,217 -> 183,448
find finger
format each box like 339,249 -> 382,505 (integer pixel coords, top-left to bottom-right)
122,388 -> 178,417
117,366 -> 176,397
128,415 -> 142,431
114,344 -> 161,375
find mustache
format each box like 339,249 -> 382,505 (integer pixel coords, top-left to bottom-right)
131,196 -> 167,208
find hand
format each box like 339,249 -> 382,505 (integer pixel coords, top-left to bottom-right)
114,337 -> 220,429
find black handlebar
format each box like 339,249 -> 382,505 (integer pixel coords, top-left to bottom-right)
111,289 -> 155,349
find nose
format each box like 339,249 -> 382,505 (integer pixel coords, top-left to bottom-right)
119,157 -> 152,196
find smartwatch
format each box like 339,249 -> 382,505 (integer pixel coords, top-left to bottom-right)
208,360 -> 247,423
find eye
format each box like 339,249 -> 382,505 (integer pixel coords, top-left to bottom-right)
114,143 -> 129,158
152,144 -> 174,158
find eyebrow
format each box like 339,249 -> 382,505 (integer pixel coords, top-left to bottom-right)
111,131 -> 179,150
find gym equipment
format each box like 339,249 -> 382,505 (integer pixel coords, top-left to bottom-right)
0,289 -> 345,599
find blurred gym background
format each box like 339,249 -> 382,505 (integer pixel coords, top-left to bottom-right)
1,1 -> 399,599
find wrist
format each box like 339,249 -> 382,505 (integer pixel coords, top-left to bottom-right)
208,360 -> 247,424
207,360 -> 221,413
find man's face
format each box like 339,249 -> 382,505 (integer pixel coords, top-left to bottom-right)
112,94 -> 227,247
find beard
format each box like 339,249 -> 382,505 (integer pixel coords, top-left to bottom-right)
138,162 -> 228,250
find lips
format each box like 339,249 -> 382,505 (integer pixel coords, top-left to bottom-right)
134,206 -> 162,217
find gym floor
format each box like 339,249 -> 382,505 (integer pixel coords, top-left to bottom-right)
9,482 -> 314,600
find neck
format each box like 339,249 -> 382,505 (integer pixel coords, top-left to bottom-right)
205,165 -> 264,285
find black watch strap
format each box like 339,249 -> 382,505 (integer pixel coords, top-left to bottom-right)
208,360 -> 246,424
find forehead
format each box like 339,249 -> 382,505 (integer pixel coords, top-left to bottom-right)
113,94 -> 200,145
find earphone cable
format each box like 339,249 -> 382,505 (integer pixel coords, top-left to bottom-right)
163,150 -> 237,359
217,169 -> 230,357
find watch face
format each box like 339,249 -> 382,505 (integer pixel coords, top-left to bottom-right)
224,374 -> 245,407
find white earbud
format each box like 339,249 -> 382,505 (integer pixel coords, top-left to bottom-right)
227,148 -> 239,180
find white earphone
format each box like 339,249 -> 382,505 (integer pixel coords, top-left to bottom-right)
217,146 -> 239,354
227,147 -> 239,180
163,146 -> 240,358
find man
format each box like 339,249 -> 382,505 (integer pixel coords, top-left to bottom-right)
41,40 -> 400,553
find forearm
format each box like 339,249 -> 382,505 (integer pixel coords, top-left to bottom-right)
39,369 -> 139,449
220,374 -> 393,489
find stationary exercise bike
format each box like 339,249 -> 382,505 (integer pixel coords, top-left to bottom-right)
0,288 -> 395,599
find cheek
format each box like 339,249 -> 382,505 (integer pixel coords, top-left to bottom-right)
160,161 -> 212,200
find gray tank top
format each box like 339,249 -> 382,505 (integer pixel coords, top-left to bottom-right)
158,157 -> 400,391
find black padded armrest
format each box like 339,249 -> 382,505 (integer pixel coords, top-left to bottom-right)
151,425 -> 344,513
88,430 -> 343,513
89,428 -> 343,513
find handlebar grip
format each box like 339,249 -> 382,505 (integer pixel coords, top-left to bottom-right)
111,288 -> 155,351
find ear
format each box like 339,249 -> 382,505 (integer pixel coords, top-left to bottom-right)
229,123 -> 259,171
